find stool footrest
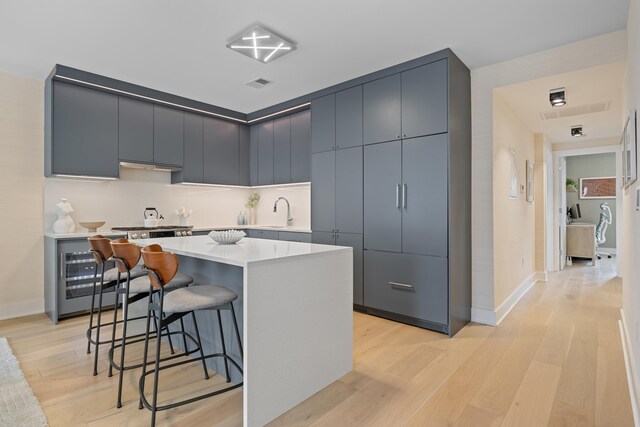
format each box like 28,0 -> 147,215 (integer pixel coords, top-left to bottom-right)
86,315 -> 148,346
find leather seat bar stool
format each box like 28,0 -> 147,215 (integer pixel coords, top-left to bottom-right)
86,235 -> 147,376
139,244 -> 243,427
108,239 -> 194,408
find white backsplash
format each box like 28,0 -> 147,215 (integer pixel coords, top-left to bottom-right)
44,168 -> 310,233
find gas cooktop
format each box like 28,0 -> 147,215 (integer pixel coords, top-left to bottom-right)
111,225 -> 193,231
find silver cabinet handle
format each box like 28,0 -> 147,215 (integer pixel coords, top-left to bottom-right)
389,281 -> 414,289
396,184 -> 401,208
60,253 -> 65,279
402,183 -> 407,209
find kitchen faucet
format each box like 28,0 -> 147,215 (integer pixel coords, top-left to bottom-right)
273,197 -> 293,226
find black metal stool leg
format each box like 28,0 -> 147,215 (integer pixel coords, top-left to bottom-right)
180,317 -> 188,351
191,311 -> 210,380
116,289 -> 131,408
139,286 -> 154,410
108,275 -> 121,378
86,264 -> 99,355
93,267 -> 106,376
230,303 -> 243,359
216,310 -> 231,383
150,289 -> 166,427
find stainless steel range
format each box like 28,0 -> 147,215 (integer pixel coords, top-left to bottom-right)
111,225 -> 194,240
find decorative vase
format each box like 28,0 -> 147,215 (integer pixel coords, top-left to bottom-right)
249,207 -> 257,225
179,217 -> 189,226
53,198 -> 76,234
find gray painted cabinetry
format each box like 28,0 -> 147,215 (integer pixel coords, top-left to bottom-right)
48,81 -> 120,178
363,74 -> 402,144
257,121 -> 275,185
204,117 -> 240,185
181,113 -> 205,183
153,105 -> 184,166
290,110 -> 311,182
118,97 -> 154,163
311,94 -> 335,153
273,116 -> 292,184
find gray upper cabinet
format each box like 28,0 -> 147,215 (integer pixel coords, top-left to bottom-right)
249,126 -> 258,186
402,135 -> 448,257
238,125 -> 250,186
50,81 -> 119,178
181,113 -> 204,183
257,121 -> 274,185
118,97 -> 153,163
363,140 -> 402,252
290,110 -> 311,182
363,74 -> 401,145
311,94 -> 335,153
311,151 -> 336,232
401,60 -> 448,138
273,116 -> 291,184
335,86 -> 363,149
153,105 -> 184,166
335,147 -> 363,234
204,117 -> 239,185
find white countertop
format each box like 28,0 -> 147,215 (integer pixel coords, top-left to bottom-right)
45,224 -> 311,240
133,235 -> 347,267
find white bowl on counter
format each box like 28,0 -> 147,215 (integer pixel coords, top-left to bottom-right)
208,229 -> 246,245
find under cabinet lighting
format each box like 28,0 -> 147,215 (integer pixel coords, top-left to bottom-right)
177,181 -> 310,189
50,174 -> 118,181
247,102 -> 310,124
227,26 -> 296,63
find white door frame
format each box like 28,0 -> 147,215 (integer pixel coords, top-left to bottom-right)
552,144 -> 623,275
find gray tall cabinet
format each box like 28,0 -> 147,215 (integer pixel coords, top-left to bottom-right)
310,50 -> 470,336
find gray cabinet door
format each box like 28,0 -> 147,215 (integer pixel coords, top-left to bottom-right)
335,86 -> 363,149
335,147 -> 363,234
182,113 -> 204,183
336,232 -> 363,306
118,97 -> 153,163
52,82 -> 119,178
204,117 -> 239,185
364,141 -> 402,252
402,60 -> 448,138
279,231 -> 312,243
311,151 -> 336,232
402,135 -> 448,257
364,250 -> 448,325
273,116 -> 291,184
257,121 -> 274,185
290,110 -> 311,182
311,94 -> 335,153
153,105 -> 184,166
238,125 -> 250,186
250,125 -> 258,186
311,231 -> 335,245
363,74 -> 401,145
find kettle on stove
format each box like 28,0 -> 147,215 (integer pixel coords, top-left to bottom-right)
144,207 -> 164,228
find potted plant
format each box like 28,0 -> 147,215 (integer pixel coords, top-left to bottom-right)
566,178 -> 578,193
245,192 -> 260,225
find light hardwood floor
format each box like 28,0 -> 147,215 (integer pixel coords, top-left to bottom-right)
0,258 -> 633,426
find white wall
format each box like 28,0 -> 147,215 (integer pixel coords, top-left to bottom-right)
0,71 -> 44,320
471,30 -> 627,319
44,171 -> 310,232
534,133 -> 553,274
492,94 -> 536,309
622,0 -> 640,415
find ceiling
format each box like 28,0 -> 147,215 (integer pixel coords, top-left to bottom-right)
0,0 -> 629,113
495,61 -> 626,143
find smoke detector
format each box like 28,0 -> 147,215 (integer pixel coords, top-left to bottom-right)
246,77 -> 273,89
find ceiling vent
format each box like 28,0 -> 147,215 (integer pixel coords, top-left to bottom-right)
246,77 -> 273,89
540,101 -> 610,120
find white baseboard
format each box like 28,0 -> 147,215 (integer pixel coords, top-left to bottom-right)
619,309 -> 640,426
0,299 -> 44,321
471,272 -> 541,326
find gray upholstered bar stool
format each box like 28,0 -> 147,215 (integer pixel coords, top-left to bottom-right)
108,239 -> 193,408
87,235 -> 147,376
139,244 -> 243,427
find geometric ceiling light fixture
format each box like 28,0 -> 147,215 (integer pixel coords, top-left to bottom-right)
549,87 -> 567,107
227,26 -> 297,64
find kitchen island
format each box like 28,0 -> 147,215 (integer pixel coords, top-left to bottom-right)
132,235 -> 353,426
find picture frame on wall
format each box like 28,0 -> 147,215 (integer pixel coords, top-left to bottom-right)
526,160 -> 534,202
509,149 -> 517,199
622,109 -> 637,189
579,176 -> 616,199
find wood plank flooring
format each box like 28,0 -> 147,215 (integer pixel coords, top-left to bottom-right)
0,258 -> 632,426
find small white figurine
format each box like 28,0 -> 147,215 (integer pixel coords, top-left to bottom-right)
53,198 -> 76,233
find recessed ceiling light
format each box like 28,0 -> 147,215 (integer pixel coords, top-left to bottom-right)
549,88 -> 566,107
227,26 -> 296,64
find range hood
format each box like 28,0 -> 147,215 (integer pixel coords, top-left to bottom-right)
119,161 -> 182,172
